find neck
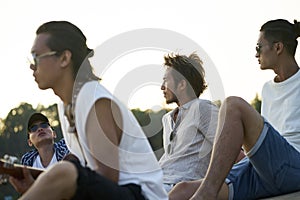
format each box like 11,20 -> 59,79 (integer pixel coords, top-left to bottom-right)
272,56 -> 299,82
177,96 -> 197,107
274,63 -> 299,82
53,78 -> 74,105
37,144 -> 55,167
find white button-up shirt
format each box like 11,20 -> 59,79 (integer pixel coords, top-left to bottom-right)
159,98 -> 219,184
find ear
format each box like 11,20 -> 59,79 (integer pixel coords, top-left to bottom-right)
27,139 -> 33,147
178,79 -> 187,90
52,130 -> 57,139
275,42 -> 284,55
60,50 -> 72,68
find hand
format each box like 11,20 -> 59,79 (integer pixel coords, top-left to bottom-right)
9,166 -> 35,194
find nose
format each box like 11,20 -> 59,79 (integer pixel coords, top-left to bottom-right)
255,51 -> 259,58
30,63 -> 36,71
161,84 -> 165,91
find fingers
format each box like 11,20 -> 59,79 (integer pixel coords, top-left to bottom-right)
22,166 -> 34,181
9,176 -> 24,194
8,167 -> 35,194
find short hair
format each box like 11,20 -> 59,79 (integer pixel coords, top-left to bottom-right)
164,52 -> 207,97
260,19 -> 300,56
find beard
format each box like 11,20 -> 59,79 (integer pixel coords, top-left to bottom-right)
165,92 -> 178,104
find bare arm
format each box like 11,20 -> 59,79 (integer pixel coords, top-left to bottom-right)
86,98 -> 123,183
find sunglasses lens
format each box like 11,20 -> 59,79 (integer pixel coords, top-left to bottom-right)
29,125 -> 38,132
40,122 -> 49,128
29,122 -> 49,132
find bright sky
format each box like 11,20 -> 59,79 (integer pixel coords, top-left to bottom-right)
0,0 -> 300,119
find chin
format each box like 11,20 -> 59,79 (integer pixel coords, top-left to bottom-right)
260,66 -> 266,70
166,99 -> 175,104
38,86 -> 48,90
37,83 -> 50,90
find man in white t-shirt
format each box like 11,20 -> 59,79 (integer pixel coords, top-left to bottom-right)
21,113 -> 69,169
169,19 -> 300,200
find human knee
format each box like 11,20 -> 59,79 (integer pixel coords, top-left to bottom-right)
223,96 -> 247,114
55,161 -> 77,178
169,181 -> 192,200
42,161 -> 77,185
174,181 -> 189,191
224,96 -> 245,106
169,182 -> 186,200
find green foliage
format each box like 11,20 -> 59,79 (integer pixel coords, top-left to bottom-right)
0,103 -> 62,159
131,108 -> 170,159
0,96 -> 261,198
250,93 -> 262,114
0,103 -> 170,198
213,100 -> 222,108
0,102 -> 63,199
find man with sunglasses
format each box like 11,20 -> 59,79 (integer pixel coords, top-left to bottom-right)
169,19 -> 300,200
21,113 -> 69,169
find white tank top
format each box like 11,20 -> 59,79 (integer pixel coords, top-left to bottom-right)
58,81 -> 168,200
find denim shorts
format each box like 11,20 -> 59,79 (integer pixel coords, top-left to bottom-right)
226,121 -> 300,200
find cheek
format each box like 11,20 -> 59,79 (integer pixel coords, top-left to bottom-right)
261,55 -> 273,66
36,66 -> 50,80
36,66 -> 59,87
29,134 -> 36,140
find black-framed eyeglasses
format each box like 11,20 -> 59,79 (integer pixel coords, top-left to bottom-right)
255,44 -> 268,54
29,122 -> 50,133
28,51 -> 57,66
256,41 -> 279,54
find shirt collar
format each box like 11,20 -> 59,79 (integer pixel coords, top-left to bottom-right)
170,98 -> 198,118
180,98 -> 198,110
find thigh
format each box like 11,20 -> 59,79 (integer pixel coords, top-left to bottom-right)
69,160 -> 145,200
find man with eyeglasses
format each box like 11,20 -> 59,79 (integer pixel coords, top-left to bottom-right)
28,51 -> 57,70
11,21 -> 167,200
21,113 -> 69,169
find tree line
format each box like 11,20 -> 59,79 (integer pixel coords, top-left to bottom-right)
0,102 -> 171,199
0,95 -> 261,199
